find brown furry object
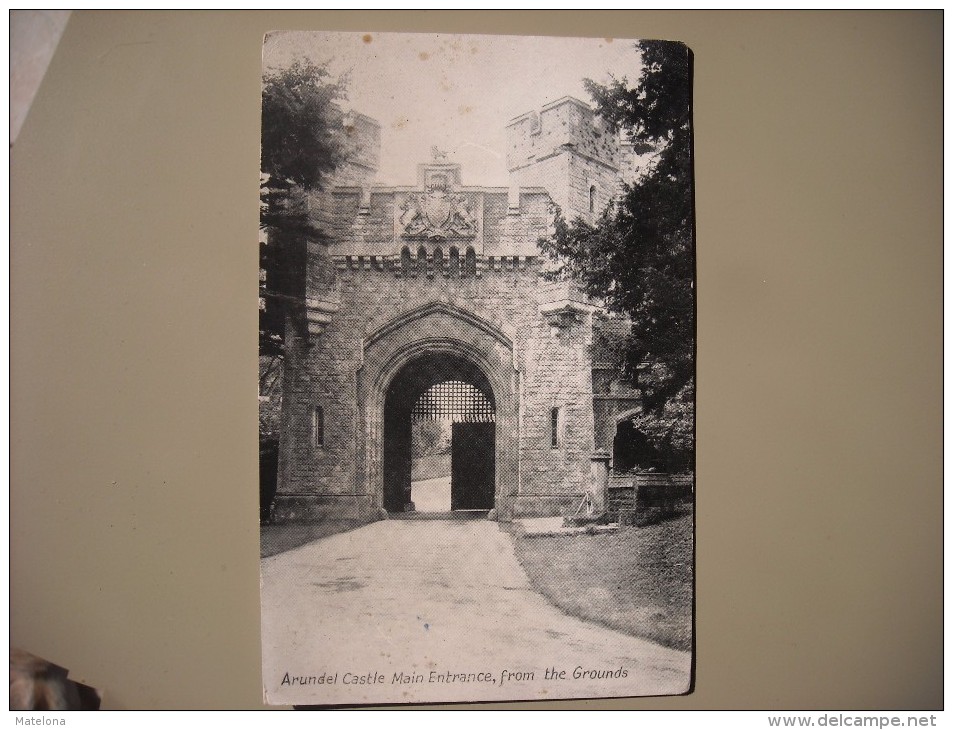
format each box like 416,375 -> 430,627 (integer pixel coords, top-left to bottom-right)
9,649 -> 100,710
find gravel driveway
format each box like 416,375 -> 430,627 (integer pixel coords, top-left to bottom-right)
260,519 -> 691,705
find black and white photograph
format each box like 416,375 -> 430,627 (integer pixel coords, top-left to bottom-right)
258,30 -> 696,706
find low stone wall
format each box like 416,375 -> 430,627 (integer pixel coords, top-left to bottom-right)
607,473 -> 694,527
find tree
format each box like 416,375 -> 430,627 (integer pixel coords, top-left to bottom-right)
258,60 -> 350,520
411,420 -> 449,459
259,59 -> 350,359
260,59 -> 349,235
540,40 -> 694,468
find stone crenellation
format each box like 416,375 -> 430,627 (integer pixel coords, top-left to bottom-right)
331,252 -> 539,278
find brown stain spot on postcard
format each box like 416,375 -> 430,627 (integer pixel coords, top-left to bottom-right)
362,34 -> 372,44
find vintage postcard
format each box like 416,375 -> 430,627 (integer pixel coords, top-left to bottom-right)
259,31 -> 695,706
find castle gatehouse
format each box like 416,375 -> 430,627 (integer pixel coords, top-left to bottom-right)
270,97 -> 645,523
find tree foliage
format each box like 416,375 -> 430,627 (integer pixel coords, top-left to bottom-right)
628,378 -> 694,471
260,59 -> 349,235
259,60 -> 349,359
412,420 -> 450,459
540,40 -> 694,466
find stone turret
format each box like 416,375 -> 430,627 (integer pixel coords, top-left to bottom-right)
506,96 -> 623,223
333,111 -> 381,187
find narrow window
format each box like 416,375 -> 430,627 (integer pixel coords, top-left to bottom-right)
312,406 -> 324,448
550,407 -> 561,449
529,111 -> 541,135
588,184 -> 597,213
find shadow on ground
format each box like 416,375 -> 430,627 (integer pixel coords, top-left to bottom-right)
260,521 -> 365,558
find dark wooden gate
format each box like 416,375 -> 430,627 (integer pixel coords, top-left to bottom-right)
383,404 -> 413,512
450,422 -> 495,510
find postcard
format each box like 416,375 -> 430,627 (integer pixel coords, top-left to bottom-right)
259,31 -> 695,706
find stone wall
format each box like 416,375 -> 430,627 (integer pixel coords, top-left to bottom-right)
506,97 -> 622,222
318,187 -> 552,258
273,261 -> 598,522
506,131 -> 620,224
506,97 -> 621,175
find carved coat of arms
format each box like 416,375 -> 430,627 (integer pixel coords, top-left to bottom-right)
400,187 -> 476,240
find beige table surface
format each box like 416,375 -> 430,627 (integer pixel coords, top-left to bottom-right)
10,11 -> 942,710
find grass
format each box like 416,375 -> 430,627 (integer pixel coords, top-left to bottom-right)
510,507 -> 694,651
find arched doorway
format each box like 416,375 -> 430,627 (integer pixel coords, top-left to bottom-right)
612,419 -> 664,473
383,352 -> 496,513
357,302 -> 519,521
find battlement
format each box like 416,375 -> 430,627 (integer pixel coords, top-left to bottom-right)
312,97 -> 633,254
320,185 -> 552,258
332,251 -> 540,279
506,96 -> 621,173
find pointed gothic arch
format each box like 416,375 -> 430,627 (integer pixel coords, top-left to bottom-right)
357,303 -> 519,520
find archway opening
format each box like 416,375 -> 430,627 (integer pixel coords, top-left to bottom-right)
383,353 -> 496,514
612,419 -> 664,474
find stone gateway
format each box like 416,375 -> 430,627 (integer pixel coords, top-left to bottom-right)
270,97 -> 646,524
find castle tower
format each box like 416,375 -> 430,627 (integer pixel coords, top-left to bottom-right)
332,110 -> 382,187
296,111 -> 383,340
505,97 -> 623,223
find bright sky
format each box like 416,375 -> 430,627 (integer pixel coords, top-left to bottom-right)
262,31 -> 644,187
